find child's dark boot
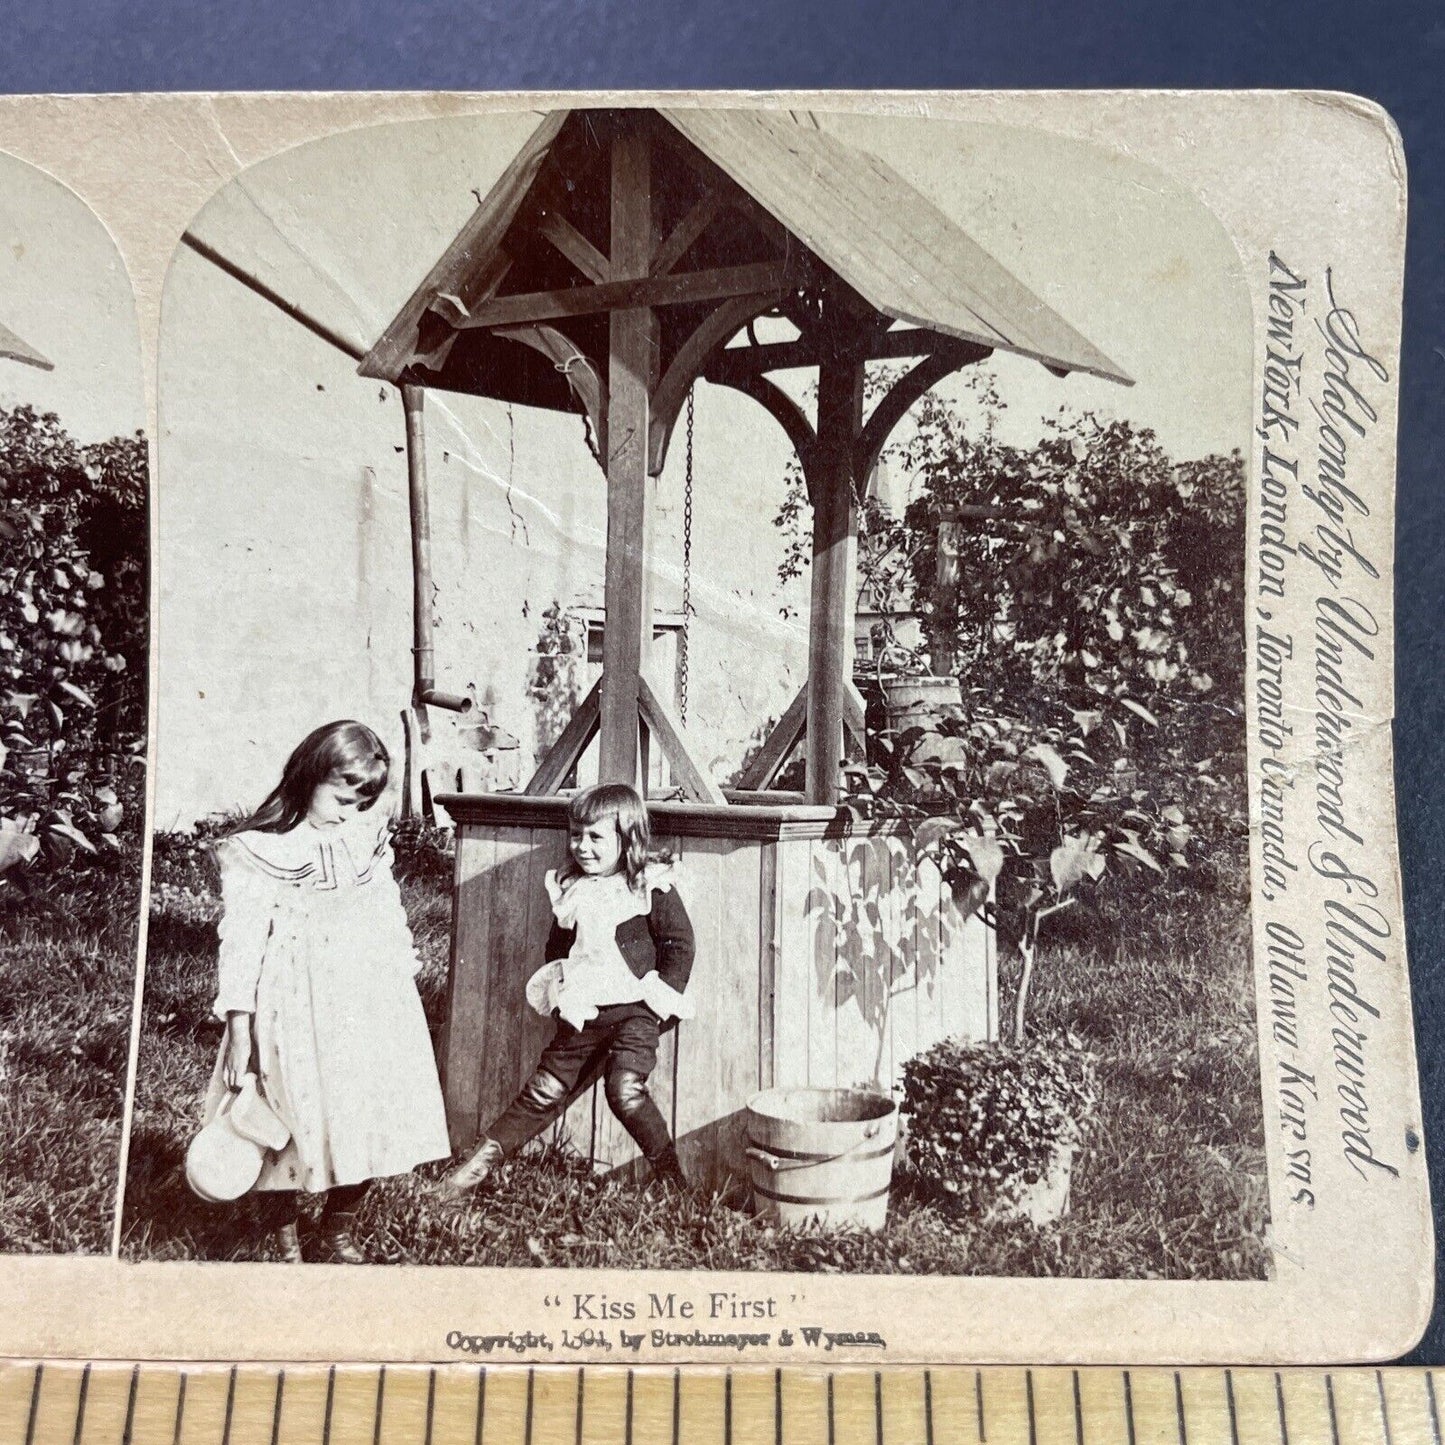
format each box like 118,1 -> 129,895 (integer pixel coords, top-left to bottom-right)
647,1144 -> 690,1194
319,1216 -> 367,1264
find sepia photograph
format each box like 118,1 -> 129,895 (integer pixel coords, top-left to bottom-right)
117,102 -> 1267,1282
0,149 -> 148,1253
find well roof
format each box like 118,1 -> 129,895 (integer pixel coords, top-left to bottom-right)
360,107 -> 1132,411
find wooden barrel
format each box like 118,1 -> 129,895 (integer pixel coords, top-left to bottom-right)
744,1088 -> 898,1231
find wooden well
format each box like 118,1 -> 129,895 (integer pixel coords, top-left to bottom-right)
438,793 -> 996,1191
357,106 -> 1127,1184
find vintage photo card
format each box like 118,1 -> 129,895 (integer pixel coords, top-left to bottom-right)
0,89 -> 1427,1363
0,148 -> 148,1255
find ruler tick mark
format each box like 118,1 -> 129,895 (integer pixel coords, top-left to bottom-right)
322,1366 -> 335,1445
1226,1370 -> 1240,1445
222,1365 -> 237,1445
1378,1369 -> 1394,1445
426,1368 -> 437,1445
777,1367 -> 784,1445
1027,1371 -> 1038,1445
475,1368 -> 487,1445
976,1370 -> 987,1442
828,1375 -> 836,1445
574,1368 -> 584,1445
725,1370 -> 733,1445
672,1367 -> 680,1445
173,1372 -> 188,1445
122,1364 -> 140,1445
1326,1375 -> 1341,1445
24,1364 -> 41,1445
625,1369 -> 634,1445
271,1368 -> 285,1445
924,1370 -> 934,1445
373,1366 -> 387,1445
1074,1370 -> 1085,1445
526,1368 -> 536,1445
1175,1372 -> 1188,1445
1124,1370 -> 1137,1445
1427,1372 -> 1442,1445
73,1361 -> 91,1445
1275,1372 -> 1290,1445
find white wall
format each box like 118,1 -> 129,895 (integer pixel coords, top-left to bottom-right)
151,109 -> 1248,829
155,245 -> 813,827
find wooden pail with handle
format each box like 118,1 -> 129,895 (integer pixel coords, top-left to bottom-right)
743,1087 -> 898,1231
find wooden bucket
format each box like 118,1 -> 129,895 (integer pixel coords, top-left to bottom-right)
744,1088 -> 898,1231
882,675 -> 961,731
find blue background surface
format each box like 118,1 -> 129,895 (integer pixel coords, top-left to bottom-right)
1,0 -> 1441,1360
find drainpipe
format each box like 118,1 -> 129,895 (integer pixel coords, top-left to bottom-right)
403,383 -> 471,714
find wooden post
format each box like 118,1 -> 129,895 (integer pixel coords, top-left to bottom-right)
931,519 -> 963,677
403,383 -> 470,715
403,383 -> 434,703
805,356 -> 864,805
598,124 -> 654,787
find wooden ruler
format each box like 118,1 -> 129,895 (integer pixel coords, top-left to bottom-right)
0,1364 -> 1439,1445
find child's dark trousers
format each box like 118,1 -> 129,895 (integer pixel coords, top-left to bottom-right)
486,1003 -> 672,1160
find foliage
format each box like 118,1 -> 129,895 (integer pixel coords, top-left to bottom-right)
392,816 -> 456,886
527,601 -> 588,758
777,370 -> 1246,1034
0,405 -> 148,878
900,1033 -> 1097,1218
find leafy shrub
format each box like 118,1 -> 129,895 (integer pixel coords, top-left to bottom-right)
900,1034 -> 1097,1217
0,406 -> 147,876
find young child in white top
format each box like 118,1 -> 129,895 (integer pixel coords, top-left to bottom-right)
206,719 -> 450,1261
444,782 -> 695,1196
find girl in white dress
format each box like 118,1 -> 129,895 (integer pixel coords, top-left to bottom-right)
206,719 -> 451,1262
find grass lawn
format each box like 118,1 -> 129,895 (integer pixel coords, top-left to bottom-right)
122,837 -> 1268,1279
0,874 -> 139,1253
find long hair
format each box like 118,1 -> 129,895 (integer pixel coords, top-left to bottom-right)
227,720 -> 390,835
558,782 -> 650,891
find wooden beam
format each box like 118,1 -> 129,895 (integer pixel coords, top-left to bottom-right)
844,679 -> 869,756
706,329 -> 988,379
428,261 -> 790,333
651,194 -> 723,276
495,324 -> 607,463
805,355 -> 864,806
524,676 -> 603,795
707,370 -> 818,486
181,231 -> 367,362
737,682 -> 809,791
538,212 -> 609,284
638,676 -> 726,805
647,290 -> 788,475
411,251 -> 512,373
598,124 -> 654,788
930,503 -> 1042,525
854,342 -> 987,481
736,676 -> 868,794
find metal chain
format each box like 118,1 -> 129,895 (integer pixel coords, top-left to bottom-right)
679,387 -> 695,725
